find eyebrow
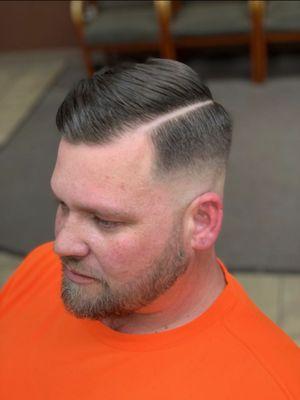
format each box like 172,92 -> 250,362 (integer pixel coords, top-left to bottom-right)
52,193 -> 134,220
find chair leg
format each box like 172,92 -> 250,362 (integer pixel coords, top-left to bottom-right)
82,47 -> 95,77
250,33 -> 267,83
249,0 -> 267,83
160,38 -> 177,60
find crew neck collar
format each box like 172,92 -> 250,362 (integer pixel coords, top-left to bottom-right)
84,259 -> 239,351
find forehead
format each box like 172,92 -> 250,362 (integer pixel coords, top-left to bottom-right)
51,134 -> 159,210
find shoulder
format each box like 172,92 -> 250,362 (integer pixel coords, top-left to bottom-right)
1,242 -> 60,296
223,274 -> 300,399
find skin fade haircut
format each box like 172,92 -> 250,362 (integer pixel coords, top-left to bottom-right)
54,58 -> 233,321
56,58 -> 232,178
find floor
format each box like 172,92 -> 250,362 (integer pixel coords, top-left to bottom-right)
0,51 -> 65,146
0,49 -> 299,346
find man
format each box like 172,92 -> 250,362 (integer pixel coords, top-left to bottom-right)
1,59 -> 299,399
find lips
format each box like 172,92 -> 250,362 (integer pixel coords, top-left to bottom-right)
64,266 -> 97,284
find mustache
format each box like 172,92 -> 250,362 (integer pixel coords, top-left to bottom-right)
60,256 -> 99,280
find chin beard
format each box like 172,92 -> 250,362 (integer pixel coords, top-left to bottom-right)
61,254 -> 187,320
60,225 -> 188,320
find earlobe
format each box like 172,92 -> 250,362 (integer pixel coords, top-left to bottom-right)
189,192 -> 223,251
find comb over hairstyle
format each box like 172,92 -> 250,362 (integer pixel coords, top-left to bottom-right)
56,58 -> 232,175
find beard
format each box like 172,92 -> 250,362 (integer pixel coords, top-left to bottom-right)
60,224 -> 189,321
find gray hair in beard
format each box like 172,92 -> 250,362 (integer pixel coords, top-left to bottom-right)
60,223 -> 188,320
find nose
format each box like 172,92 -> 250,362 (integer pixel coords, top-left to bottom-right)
54,216 -> 89,259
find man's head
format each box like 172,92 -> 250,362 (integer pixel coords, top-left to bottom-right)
51,58 -> 232,320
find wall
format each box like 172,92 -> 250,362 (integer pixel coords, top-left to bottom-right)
0,1 -> 77,51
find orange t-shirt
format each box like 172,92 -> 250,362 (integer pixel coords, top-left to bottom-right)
1,242 -> 299,400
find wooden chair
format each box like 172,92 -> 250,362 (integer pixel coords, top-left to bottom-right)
254,0 -> 300,82
155,0 -> 265,83
70,0 -> 166,76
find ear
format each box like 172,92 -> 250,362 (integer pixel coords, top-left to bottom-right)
186,192 -> 223,251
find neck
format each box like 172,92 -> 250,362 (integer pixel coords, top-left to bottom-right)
101,250 -> 226,334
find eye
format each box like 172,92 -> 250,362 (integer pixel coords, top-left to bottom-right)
93,216 -> 121,230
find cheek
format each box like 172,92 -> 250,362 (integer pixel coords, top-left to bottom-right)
102,234 -> 149,264
94,228 -> 166,278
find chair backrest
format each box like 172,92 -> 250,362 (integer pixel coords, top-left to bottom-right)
265,0 -> 300,32
97,1 -> 153,9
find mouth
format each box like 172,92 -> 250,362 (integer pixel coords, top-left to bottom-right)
64,266 -> 97,285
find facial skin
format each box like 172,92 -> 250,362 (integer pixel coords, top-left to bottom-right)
51,133 -> 225,333
60,221 -> 187,320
